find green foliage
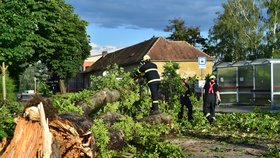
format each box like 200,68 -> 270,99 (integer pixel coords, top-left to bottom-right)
90,64 -> 134,91
262,0 -> 280,58
91,64 -> 153,118
159,62 -> 184,118
91,119 -> 115,158
52,62 -> 280,157
180,107 -> 280,142
111,116 -> 184,157
19,62 -> 51,95
0,0 -> 91,81
164,18 -> 207,51
31,0 -> 91,80
0,0 -> 38,78
132,123 -> 183,157
87,63 -> 185,157
19,64 -> 36,91
160,61 -> 184,102
0,73 -> 17,101
37,81 -> 53,97
208,0 -> 280,62
111,116 -> 136,142
261,145 -> 280,158
53,90 -> 93,115
0,100 -> 24,140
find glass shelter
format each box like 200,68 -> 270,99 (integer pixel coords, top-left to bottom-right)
216,59 -> 280,108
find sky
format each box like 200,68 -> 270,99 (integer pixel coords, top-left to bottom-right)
65,0 -> 226,55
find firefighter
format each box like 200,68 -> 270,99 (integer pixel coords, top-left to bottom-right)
203,75 -> 221,124
178,76 -> 193,122
135,54 -> 161,115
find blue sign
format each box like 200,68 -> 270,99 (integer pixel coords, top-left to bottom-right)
198,57 -> 206,68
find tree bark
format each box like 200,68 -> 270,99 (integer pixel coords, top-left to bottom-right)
2,102 -> 96,158
77,88 -> 121,116
1,62 -> 8,100
59,79 -> 66,94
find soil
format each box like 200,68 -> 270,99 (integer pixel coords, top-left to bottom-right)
169,136 -> 277,158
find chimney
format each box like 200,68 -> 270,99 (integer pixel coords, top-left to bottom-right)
102,51 -> 108,57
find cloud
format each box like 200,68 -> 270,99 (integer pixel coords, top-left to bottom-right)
90,43 -> 122,56
66,0 -> 225,33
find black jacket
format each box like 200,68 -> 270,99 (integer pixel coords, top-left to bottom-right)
203,81 -> 219,96
138,61 -> 160,84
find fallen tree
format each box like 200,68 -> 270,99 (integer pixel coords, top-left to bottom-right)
1,88 -> 173,157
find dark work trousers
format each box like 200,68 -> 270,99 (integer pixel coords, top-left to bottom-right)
178,95 -> 193,121
205,93 -> 216,120
148,82 -> 160,112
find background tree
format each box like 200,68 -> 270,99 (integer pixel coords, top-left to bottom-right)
29,0 -> 91,93
164,18 -> 208,52
208,0 -> 264,62
0,0 -> 91,93
0,0 -> 38,81
262,0 -> 280,58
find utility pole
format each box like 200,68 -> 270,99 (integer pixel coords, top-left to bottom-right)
1,62 -> 8,100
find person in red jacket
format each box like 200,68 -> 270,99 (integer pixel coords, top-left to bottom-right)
135,55 -> 161,115
203,75 -> 221,124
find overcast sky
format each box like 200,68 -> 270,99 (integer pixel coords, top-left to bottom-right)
65,0 -> 225,55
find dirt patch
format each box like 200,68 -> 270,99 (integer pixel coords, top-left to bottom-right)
170,136 -> 268,158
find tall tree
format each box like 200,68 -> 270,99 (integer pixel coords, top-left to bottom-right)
0,0 -> 38,80
0,0 -> 91,93
209,0 -> 264,62
164,18 -> 207,51
262,0 -> 280,57
30,0 -> 91,93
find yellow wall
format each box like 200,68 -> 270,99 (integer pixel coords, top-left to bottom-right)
154,61 -> 213,79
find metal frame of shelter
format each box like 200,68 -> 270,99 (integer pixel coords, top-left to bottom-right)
216,58 -> 280,108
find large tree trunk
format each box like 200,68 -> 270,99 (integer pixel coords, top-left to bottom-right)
77,88 -> 121,117
1,102 -> 96,158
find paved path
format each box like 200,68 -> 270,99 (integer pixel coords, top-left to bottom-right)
215,105 -> 280,113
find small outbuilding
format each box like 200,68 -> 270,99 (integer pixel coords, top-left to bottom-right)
217,58 -> 280,108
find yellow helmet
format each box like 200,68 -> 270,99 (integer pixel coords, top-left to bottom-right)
209,75 -> 216,79
143,54 -> 151,61
182,75 -> 188,79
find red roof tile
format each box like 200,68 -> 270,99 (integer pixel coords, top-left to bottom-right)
84,37 -> 213,73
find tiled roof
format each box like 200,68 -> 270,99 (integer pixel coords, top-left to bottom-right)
148,37 -> 212,61
84,37 -> 213,73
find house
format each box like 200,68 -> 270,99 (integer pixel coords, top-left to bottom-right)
82,54 -> 102,71
83,37 -> 213,88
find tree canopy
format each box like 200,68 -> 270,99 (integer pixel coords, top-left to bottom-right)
164,18 -> 208,52
209,0 -> 280,62
0,0 -> 91,82
0,0 -> 38,78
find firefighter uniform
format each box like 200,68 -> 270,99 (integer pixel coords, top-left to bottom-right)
178,77 -> 193,122
136,55 -> 161,114
203,75 -> 221,123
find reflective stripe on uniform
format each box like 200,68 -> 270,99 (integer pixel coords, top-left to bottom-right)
152,100 -> 159,103
148,79 -> 161,84
206,113 -> 210,117
145,68 -> 157,73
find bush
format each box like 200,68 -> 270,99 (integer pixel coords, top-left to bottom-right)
0,100 -> 24,140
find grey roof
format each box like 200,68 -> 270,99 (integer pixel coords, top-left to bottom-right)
216,62 -> 233,68
231,60 -> 252,67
